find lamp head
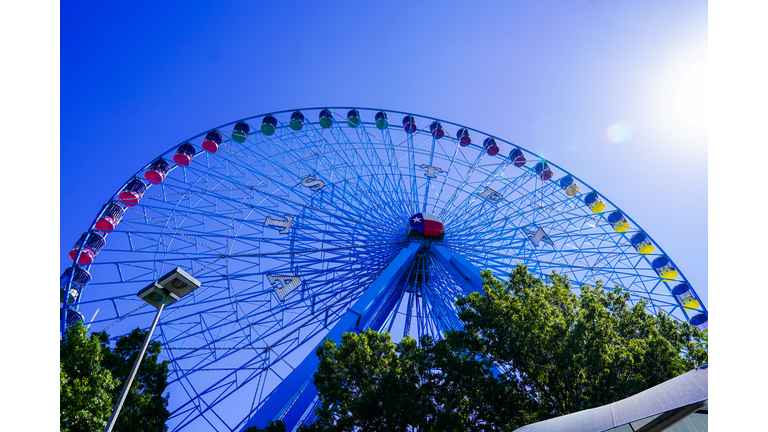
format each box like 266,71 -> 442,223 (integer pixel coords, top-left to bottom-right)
137,267 -> 201,309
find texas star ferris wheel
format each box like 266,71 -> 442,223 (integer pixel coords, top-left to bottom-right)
61,107 -> 708,431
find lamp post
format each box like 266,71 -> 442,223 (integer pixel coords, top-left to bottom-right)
103,267 -> 200,432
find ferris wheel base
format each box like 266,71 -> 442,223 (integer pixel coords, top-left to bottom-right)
243,242 -> 425,431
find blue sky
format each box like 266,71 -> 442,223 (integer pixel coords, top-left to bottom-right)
60,0 -> 709,307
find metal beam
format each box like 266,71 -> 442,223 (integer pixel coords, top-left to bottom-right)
431,244 -> 484,293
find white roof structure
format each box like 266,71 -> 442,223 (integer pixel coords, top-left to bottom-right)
514,366 -> 708,432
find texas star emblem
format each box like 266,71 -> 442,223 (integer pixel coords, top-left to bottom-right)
409,212 -> 445,237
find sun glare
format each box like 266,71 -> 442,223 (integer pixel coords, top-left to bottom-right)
655,48 -> 708,139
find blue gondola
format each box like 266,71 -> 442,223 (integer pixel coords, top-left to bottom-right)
60,266 -> 92,303
689,313 -> 708,333
61,308 -> 85,326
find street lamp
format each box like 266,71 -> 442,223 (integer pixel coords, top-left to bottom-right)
103,267 -> 200,432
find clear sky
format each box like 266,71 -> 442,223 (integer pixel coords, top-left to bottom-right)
60,0 -> 709,308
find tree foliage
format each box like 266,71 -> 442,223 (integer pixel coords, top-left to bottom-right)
60,321 -> 119,432
300,264 -> 707,430
304,329 -> 531,431
60,322 -> 171,432
94,328 -> 171,432
243,420 -> 287,432
457,266 -> 707,421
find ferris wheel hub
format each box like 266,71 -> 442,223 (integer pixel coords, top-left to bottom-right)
408,212 -> 444,237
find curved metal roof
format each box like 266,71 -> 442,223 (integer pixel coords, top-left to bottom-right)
514,366 -> 708,432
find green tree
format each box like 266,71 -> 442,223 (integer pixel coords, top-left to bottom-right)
309,331 -> 434,431
94,328 -> 171,432
304,265 -> 707,430
243,420 -> 288,432
60,321 -> 119,432
456,265 -> 708,421
60,323 -> 172,432
306,330 -> 530,431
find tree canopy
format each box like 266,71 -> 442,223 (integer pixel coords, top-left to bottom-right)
455,266 -> 707,420
60,321 -> 119,432
94,328 -> 171,432
60,322 -> 171,432
291,264 -> 707,431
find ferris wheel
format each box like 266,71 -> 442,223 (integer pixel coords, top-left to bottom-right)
60,107 -> 708,431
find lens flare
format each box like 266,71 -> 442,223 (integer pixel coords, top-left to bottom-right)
604,120 -> 634,144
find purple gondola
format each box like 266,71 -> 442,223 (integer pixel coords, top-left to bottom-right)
484,137 -> 499,156
510,148 -> 526,167
456,128 -> 471,146
402,115 -> 417,133
534,161 -> 553,181
430,121 -> 445,139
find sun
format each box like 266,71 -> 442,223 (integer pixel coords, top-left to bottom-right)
655,47 -> 708,139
